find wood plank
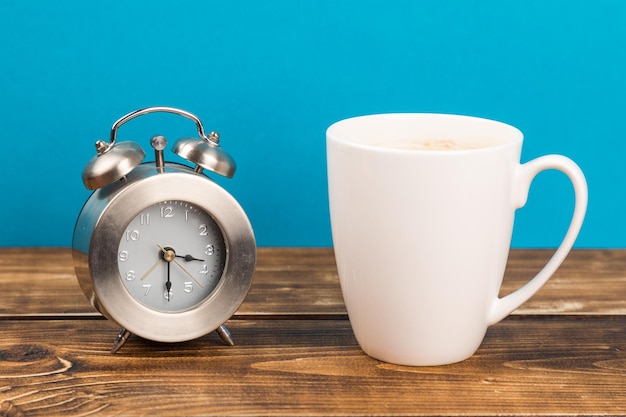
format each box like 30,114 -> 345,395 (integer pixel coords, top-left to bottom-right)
1,248 -> 625,318
0,248 -> 93,316
0,317 -> 625,416
501,249 -> 626,314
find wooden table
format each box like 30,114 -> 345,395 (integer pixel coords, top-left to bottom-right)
0,248 -> 625,416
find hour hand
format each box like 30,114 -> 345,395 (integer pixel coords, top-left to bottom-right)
176,254 -> 204,262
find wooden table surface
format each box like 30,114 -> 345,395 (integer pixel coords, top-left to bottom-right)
1,248 -> 625,416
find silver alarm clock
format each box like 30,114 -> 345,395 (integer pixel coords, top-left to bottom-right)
72,106 -> 256,353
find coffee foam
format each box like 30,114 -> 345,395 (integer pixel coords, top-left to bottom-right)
377,138 -> 503,151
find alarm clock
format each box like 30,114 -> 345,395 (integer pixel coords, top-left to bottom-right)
72,106 -> 256,353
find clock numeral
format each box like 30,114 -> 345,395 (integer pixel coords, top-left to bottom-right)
126,230 -> 140,241
199,264 -> 208,275
184,282 -> 193,293
163,289 -> 173,300
140,213 -> 150,225
205,245 -> 214,256
119,251 -> 129,262
199,224 -> 208,236
142,284 -> 151,296
125,270 -> 136,281
160,206 -> 174,218
185,211 -> 189,222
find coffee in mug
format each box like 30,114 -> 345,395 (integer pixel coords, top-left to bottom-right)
326,113 -> 587,366
379,137 -> 505,151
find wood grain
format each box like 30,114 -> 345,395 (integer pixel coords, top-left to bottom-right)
1,248 -> 625,317
500,249 -> 626,314
1,248 -> 626,416
0,318 -> 625,416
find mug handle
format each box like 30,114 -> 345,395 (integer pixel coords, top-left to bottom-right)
488,155 -> 588,325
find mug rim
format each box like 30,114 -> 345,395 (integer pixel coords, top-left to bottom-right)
326,113 -> 524,154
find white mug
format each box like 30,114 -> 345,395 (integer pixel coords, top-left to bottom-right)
326,113 -> 588,366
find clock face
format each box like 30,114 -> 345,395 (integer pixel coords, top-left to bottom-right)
117,200 -> 227,312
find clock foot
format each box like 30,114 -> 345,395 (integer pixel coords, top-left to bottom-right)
216,324 -> 234,346
111,328 -> 132,354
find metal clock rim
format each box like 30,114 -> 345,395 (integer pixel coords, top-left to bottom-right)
88,166 -> 256,343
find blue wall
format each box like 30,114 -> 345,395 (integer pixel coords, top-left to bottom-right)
0,0 -> 624,248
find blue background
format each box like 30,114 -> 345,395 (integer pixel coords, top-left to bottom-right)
0,0 -> 624,248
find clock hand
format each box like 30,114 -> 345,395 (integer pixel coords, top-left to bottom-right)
165,260 -> 172,302
175,254 -> 205,262
156,244 -> 168,256
157,244 -> 204,289
157,245 -> 176,302
171,258 -> 205,288
157,244 -> 177,263
141,258 -> 163,281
